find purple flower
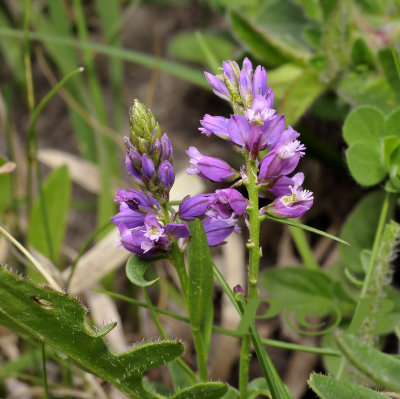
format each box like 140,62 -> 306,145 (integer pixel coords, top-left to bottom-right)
199,115 -> 230,139
202,217 -> 237,246
252,65 -> 267,97
261,185 -> 314,219
244,94 -> 275,125
186,146 -> 238,183
204,72 -> 232,102
114,189 -> 159,212
228,114 -> 286,157
118,224 -> 160,258
179,194 -> 212,221
141,154 -> 156,180
111,203 -> 145,228
160,133 -> 173,162
208,189 -> 248,219
158,160 -> 175,196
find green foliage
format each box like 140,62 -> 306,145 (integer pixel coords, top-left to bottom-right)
0,158 -> 12,214
343,105 -> 400,187
126,255 -> 160,287
188,219 -> 214,356
335,331 -> 400,390
340,191 -> 387,272
308,373 -> 391,398
0,267 -> 184,398
27,166 -> 71,262
171,382 -> 228,399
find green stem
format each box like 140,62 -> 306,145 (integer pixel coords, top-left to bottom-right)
239,156 -> 262,397
96,289 -> 341,357
41,343 -> 50,399
336,192 -> 391,380
170,242 -> 188,297
289,225 -> 319,270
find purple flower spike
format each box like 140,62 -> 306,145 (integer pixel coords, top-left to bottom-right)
179,194 -> 212,220
252,65 -> 267,97
262,185 -> 314,219
204,72 -> 231,102
199,115 -> 230,139
118,225 -> 159,258
228,115 -> 252,148
202,217 -> 236,246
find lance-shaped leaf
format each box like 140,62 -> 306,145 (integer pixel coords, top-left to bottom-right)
308,373 -> 391,399
171,382 -> 228,399
335,331 -> 400,391
188,219 -> 214,355
0,267 -> 183,398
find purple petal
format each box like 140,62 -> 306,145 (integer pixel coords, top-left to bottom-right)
158,160 -> 175,189
179,194 -> 211,220
228,115 -> 251,147
252,65 -> 267,97
115,189 -> 159,211
111,203 -> 145,228
160,133 -> 173,161
267,176 -> 294,197
259,114 -> 286,149
165,222 -> 190,238
239,69 -> 252,106
202,217 -> 235,246
242,57 -> 253,74
141,154 -> 155,178
265,87 -> 274,109
198,156 -> 236,182
199,115 -> 230,139
204,72 -> 231,101
125,153 -> 143,184
119,225 -> 159,258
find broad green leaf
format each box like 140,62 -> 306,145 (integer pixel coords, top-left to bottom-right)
126,255 -> 160,287
340,191 -> 388,272
346,142 -> 386,186
221,386 -> 240,399
171,382 -> 228,399
266,64 -> 303,101
308,373 -> 391,399
385,107 -> 400,139
342,105 -> 385,146
169,32 -> 236,66
230,10 -> 309,67
381,136 -> 400,170
0,267 -> 183,398
351,38 -> 375,69
321,0 -> 350,80
278,69 -> 327,125
379,48 -> 400,95
335,331 -> 400,390
302,25 -> 323,50
188,219 -> 214,352
319,0 -> 339,20
354,0 -> 386,14
337,71 -> 397,114
27,166 -> 71,262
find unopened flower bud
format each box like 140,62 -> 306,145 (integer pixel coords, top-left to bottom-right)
129,99 -> 161,143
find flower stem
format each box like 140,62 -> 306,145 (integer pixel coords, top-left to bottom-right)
239,156 -> 262,398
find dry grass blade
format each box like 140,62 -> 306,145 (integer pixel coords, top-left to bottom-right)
0,162 -> 16,174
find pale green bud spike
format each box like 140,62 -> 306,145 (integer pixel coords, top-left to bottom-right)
129,100 -> 161,143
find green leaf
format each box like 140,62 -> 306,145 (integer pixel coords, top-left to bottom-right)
351,38 -> 375,69
340,191 -> 387,272
0,267 -> 184,398
248,377 -> 272,399
308,373 -> 391,399
126,255 -> 160,287
292,0 -> 323,20
266,64 -> 303,101
169,32 -> 236,66
337,71 -> 398,114
379,48 -> 400,95
229,10 -> 309,67
27,166 -> 71,262
381,136 -> 400,170
342,105 -> 385,146
221,386 -> 240,399
171,382 -> 228,399
278,69 -> 327,125
385,107 -> 400,139
188,219 -> 214,350
345,142 -> 386,186
335,331 -> 400,390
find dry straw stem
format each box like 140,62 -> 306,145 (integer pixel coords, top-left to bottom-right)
0,225 -> 61,291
